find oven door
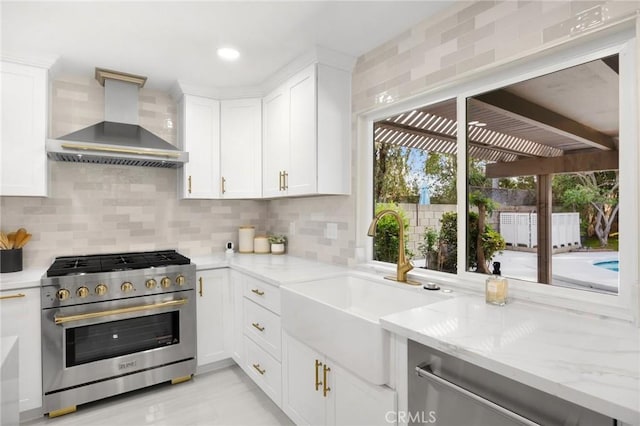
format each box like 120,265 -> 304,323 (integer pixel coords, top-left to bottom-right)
41,291 -> 196,394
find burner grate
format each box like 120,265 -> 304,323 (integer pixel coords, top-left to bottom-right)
45,250 -> 190,277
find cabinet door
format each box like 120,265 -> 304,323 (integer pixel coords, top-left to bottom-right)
329,362 -> 397,426
229,271 -> 244,365
220,98 -> 262,198
288,65 -> 317,196
282,332 -> 326,425
0,287 -> 42,412
0,61 -> 48,196
196,269 -> 230,366
180,95 -> 220,199
262,86 -> 289,198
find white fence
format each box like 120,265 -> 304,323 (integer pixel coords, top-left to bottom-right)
499,212 -> 581,249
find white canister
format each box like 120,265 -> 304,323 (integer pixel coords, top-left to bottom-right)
254,236 -> 270,254
238,226 -> 255,253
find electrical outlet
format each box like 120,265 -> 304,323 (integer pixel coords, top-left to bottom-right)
325,223 -> 338,240
289,222 -> 296,236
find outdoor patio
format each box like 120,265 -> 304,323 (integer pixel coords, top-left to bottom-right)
493,250 -> 619,294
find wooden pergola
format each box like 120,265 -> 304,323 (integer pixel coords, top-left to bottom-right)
374,55 -> 619,283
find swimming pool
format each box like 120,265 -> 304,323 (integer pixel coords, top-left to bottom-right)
593,260 -> 619,272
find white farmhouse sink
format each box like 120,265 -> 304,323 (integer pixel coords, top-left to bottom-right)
280,274 -> 446,385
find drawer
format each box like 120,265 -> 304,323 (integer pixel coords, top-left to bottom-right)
244,298 -> 281,360
244,275 -> 280,314
245,335 -> 282,407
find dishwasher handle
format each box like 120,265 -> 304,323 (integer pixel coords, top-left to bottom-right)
415,363 -> 540,426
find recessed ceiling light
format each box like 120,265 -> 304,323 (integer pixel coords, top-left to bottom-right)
217,47 -> 240,61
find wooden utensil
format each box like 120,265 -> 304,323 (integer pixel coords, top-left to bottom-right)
6,232 -> 16,249
0,232 -> 9,250
15,233 -> 31,249
14,228 -> 27,246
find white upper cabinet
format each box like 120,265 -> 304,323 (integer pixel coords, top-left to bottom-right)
262,63 -> 351,198
220,98 -> 262,199
178,94 -> 220,199
262,87 -> 290,198
1,61 -> 48,196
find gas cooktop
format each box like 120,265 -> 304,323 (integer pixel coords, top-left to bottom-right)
46,250 -> 191,277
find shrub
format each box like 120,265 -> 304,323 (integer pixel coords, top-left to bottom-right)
438,211 -> 505,273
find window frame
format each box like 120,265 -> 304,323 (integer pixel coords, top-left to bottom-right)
356,21 -> 639,323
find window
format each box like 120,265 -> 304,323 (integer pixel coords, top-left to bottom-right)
373,98 -> 458,274
465,55 -> 620,294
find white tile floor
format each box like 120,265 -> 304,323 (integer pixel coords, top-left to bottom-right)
24,366 -> 293,426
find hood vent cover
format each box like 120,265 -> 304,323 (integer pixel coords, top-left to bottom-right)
46,68 -> 188,168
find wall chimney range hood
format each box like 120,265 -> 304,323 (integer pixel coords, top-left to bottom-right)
46,68 -> 188,168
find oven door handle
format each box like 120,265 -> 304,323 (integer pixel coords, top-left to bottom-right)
54,298 -> 188,325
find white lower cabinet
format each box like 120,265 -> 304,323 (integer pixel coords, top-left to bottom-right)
196,268 -> 231,367
282,332 -> 396,426
0,286 -> 42,413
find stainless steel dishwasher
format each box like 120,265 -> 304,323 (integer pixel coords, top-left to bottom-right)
408,340 -> 615,426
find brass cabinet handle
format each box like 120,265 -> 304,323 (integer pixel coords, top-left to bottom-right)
0,293 -> 26,301
315,359 -> 323,391
283,171 -> 288,190
55,299 -> 188,324
60,143 -> 180,158
188,175 -> 192,194
252,363 -> 266,375
198,277 -> 203,297
251,288 -> 264,296
221,176 -> 226,194
323,364 -> 331,397
278,171 -> 283,191
251,322 -> 265,332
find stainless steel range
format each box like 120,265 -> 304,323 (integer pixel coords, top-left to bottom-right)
40,250 -> 196,418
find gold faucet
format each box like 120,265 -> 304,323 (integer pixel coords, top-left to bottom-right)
367,209 -> 420,285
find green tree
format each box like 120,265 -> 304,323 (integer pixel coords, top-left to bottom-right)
424,152 -> 457,203
469,191 -> 498,273
558,171 -> 619,247
374,141 -> 418,203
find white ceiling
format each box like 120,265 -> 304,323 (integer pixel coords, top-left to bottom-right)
2,1 -> 455,91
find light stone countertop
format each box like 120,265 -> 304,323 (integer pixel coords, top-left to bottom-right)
191,253 -> 349,286
380,296 -> 640,424
0,267 -> 45,291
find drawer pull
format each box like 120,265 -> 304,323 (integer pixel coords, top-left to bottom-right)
315,359 -> 323,391
323,364 -> 331,397
252,322 -> 265,332
198,277 -> 203,297
0,293 -> 26,301
252,363 -> 266,375
251,288 -> 265,296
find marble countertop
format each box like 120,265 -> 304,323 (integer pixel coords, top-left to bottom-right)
192,253 -> 349,286
381,296 -> 640,424
0,267 -> 45,291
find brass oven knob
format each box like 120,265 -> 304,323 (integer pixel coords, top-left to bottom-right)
176,275 -> 185,286
161,277 -> 171,288
76,286 -> 89,298
56,288 -> 70,301
95,284 -> 108,296
145,279 -> 157,289
121,282 -> 134,293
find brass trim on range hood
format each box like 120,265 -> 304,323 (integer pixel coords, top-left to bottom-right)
95,68 -> 147,87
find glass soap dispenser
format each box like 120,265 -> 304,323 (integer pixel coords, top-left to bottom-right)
485,261 -> 508,306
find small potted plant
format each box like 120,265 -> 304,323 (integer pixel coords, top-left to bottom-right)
268,234 -> 287,255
